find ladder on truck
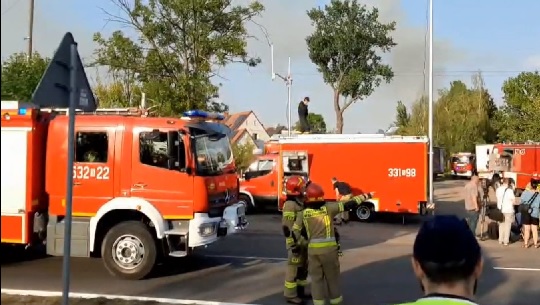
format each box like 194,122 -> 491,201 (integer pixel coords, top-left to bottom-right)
43,106 -> 157,117
1,101 -> 157,117
272,133 -> 429,143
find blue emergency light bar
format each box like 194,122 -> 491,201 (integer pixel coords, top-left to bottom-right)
183,110 -> 225,121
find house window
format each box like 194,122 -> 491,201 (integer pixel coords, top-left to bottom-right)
253,133 -> 258,140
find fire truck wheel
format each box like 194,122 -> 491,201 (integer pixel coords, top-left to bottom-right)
239,194 -> 255,213
355,203 -> 375,222
101,221 -> 157,280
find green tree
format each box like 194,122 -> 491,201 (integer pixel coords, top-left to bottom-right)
93,76 -> 143,108
92,0 -> 264,116
1,52 -> 50,101
232,142 -> 255,173
295,113 -> 327,133
306,0 -> 396,133
493,71 -> 540,141
394,100 -> 410,128
397,73 -> 497,156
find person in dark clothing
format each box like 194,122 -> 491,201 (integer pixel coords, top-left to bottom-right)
297,97 -> 310,133
331,177 -> 353,225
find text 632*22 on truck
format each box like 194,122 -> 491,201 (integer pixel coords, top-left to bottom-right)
240,134 -> 432,222
0,101 -> 247,280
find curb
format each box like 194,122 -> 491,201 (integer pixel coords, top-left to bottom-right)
1,289 -> 256,305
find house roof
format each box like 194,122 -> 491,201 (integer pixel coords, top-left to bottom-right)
223,111 -> 252,131
231,128 -> 249,144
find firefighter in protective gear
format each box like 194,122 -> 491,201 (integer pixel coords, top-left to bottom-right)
292,182 -> 373,305
282,175 -> 310,305
525,172 -> 540,191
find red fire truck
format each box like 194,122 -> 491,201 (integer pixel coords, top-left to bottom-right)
239,134 -> 431,222
0,101 -> 247,280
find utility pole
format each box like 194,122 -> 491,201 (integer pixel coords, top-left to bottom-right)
27,0 -> 35,58
428,0 -> 434,211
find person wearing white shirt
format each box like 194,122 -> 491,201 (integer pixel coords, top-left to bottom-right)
495,178 -> 516,246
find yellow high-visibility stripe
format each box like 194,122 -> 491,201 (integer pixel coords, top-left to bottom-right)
330,296 -> 343,304
283,211 -> 296,217
284,281 -> 297,289
308,241 -> 337,248
296,279 -> 308,286
313,300 -> 325,305
324,214 -> 331,238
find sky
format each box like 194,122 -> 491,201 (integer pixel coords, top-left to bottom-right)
2,0 -> 539,133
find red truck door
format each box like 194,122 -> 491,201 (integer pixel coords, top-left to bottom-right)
72,129 -> 116,215
130,129 -> 193,218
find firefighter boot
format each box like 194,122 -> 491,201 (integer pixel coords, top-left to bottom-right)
297,286 -> 311,299
286,297 -> 304,305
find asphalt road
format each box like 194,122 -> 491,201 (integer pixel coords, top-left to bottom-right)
2,180 -> 539,305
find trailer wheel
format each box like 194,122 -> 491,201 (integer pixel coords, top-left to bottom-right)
101,221 -> 157,280
356,203 -> 375,222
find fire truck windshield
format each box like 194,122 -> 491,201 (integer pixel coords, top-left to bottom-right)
194,134 -> 235,176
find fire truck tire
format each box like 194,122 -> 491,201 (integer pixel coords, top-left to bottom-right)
355,203 -> 375,222
101,221 -> 157,280
239,194 -> 255,213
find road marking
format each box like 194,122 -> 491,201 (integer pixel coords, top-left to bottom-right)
0,289 -> 255,305
493,267 -> 540,272
204,254 -> 287,261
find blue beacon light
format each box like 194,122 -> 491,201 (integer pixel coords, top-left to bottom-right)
183,110 -> 225,121
18,108 -> 28,115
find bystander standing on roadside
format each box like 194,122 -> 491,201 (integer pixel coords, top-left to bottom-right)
520,177 -> 540,249
463,176 -> 483,237
495,178 -> 515,246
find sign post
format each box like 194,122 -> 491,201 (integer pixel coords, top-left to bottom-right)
31,32 -> 96,305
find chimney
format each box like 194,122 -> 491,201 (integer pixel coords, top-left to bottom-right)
224,111 -> 230,117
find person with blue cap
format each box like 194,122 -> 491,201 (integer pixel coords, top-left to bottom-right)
396,215 -> 483,305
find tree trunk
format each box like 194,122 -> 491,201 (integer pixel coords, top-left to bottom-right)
333,89 -> 344,134
336,111 -> 344,134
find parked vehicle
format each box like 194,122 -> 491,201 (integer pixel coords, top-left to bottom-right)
1,102 -> 247,280
450,152 -> 476,179
240,134 -> 431,222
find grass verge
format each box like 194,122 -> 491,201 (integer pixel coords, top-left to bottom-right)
1,294 -> 196,305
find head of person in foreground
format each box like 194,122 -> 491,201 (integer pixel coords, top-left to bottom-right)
412,215 -> 483,299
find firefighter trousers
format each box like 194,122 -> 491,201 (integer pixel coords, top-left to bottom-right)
335,194 -> 352,222
307,247 -> 342,305
284,249 -> 309,298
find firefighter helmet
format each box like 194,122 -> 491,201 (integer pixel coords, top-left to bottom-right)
285,175 -> 307,196
532,172 -> 539,181
304,182 -> 325,204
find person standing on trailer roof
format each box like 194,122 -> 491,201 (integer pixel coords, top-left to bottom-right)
297,97 -> 311,134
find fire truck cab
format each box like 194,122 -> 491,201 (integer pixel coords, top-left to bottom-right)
450,152 -> 476,179
1,102 -> 247,280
